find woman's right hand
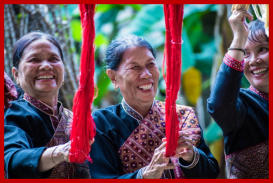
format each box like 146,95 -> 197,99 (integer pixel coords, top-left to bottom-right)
38,141 -> 71,172
229,10 -> 253,46
51,141 -> 71,163
142,141 -> 174,179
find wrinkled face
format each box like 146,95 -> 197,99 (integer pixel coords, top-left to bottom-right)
113,46 -> 159,108
12,39 -> 64,99
244,36 -> 269,93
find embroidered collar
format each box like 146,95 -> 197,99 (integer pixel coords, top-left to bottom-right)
121,98 -> 156,122
23,93 -> 62,116
249,85 -> 268,101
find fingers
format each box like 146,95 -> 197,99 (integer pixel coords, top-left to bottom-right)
178,132 -> 200,145
231,9 -> 253,21
157,141 -> 167,150
180,127 -> 201,135
89,138 -> 95,146
157,163 -> 175,170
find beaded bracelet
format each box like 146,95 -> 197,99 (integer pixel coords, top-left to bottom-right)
228,48 -> 246,55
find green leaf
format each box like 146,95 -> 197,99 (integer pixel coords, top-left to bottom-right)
70,19 -> 82,42
96,4 -> 114,13
184,4 -> 217,19
93,68 -> 111,106
95,33 -> 109,47
95,6 -> 122,32
118,4 -> 163,37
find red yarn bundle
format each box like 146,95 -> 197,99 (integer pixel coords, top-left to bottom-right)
163,4 -> 184,157
69,4 -> 96,163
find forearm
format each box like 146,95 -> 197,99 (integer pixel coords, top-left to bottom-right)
228,37 -> 246,61
5,147 -> 48,178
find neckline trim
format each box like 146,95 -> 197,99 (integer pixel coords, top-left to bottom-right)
249,85 -> 268,101
121,98 -> 155,122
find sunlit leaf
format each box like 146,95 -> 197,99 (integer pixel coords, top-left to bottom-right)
95,33 -> 109,47
70,19 -> 82,42
93,68 -> 111,106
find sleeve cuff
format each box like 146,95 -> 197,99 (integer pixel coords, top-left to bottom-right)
223,53 -> 244,72
136,167 -> 145,179
178,146 -> 200,169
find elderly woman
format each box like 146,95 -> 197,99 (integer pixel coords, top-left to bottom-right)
89,35 -> 219,179
207,10 -> 268,178
4,32 -> 91,178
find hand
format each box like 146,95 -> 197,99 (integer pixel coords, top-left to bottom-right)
162,128 -> 201,163
229,10 -> 253,45
142,141 -> 174,179
52,141 -> 71,163
38,141 -> 72,172
175,132 -> 195,162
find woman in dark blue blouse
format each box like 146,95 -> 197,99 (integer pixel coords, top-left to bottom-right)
89,35 -> 219,179
207,10 -> 268,178
4,32 -> 91,178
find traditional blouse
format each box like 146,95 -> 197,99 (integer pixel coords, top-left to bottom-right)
207,54 -> 268,178
4,93 -> 90,178
89,99 -> 219,178
4,72 -> 17,110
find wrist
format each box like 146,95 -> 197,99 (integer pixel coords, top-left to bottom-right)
137,167 -> 146,179
179,146 -> 200,169
231,36 -> 247,48
51,146 -> 64,165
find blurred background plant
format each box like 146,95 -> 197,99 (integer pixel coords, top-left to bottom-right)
4,4 -> 255,178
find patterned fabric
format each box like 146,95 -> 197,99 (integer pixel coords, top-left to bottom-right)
223,54 -> 244,72
249,85 -> 268,101
225,141 -> 268,179
119,100 -> 200,178
24,94 -> 90,178
4,72 -> 18,109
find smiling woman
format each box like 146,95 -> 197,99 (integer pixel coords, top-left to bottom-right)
12,39 -> 64,104
207,10 -> 269,178
89,35 -> 219,179
4,32 -> 93,178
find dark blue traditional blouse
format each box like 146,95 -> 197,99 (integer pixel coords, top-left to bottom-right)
4,96 -> 58,178
89,99 -> 219,178
207,54 -> 268,178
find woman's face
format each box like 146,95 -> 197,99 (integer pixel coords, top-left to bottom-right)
111,46 -> 159,108
244,36 -> 269,93
12,39 -> 64,99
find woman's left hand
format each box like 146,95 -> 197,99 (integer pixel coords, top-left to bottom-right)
163,127 -> 201,162
176,128 -> 201,162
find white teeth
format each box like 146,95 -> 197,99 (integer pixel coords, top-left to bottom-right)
139,84 -> 152,90
37,75 -> 54,79
253,69 -> 267,74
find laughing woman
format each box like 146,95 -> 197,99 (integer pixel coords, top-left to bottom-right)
89,35 -> 219,179
4,32 -> 92,178
207,10 -> 269,178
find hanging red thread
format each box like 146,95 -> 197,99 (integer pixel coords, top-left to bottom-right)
69,4 -> 96,163
163,4 -> 184,157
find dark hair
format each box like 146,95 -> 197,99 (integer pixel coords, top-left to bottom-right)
248,19 -> 268,43
12,31 -> 64,68
105,35 -> 156,70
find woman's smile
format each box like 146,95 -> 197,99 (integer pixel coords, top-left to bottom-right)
138,83 -> 153,91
